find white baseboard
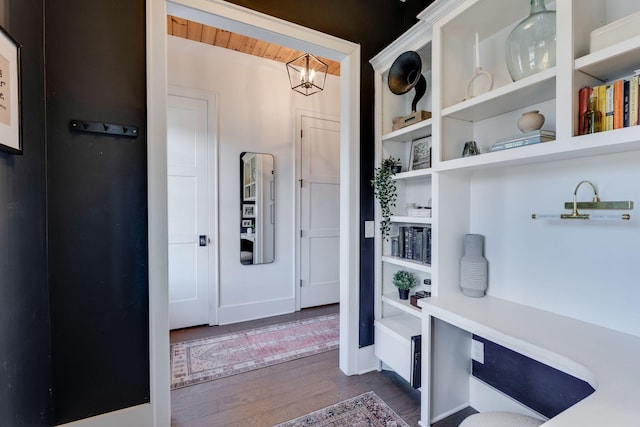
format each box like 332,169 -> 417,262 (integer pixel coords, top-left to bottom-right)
469,377 -> 547,421
217,297 -> 296,325
55,404 -> 152,427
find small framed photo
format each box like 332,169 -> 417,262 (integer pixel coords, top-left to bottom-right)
242,219 -> 252,227
409,136 -> 431,171
0,26 -> 21,154
242,204 -> 255,218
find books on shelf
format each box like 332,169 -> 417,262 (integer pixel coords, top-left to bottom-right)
578,86 -> 592,134
578,73 -> 640,135
391,225 -> 431,265
490,129 -> 555,152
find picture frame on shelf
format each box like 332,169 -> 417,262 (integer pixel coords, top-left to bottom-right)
242,219 -> 252,227
0,26 -> 22,154
242,204 -> 255,218
409,136 -> 431,170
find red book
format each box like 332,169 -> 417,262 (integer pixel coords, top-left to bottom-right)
613,79 -> 624,129
578,86 -> 592,135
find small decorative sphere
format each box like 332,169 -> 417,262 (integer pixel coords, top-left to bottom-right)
517,110 -> 545,133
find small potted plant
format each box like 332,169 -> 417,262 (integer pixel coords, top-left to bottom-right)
393,270 -> 417,300
371,157 -> 399,240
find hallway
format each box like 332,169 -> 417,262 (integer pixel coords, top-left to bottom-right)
169,305 -> 421,426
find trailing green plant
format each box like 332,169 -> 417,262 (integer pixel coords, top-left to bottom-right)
371,157 -> 398,240
392,270 -> 417,290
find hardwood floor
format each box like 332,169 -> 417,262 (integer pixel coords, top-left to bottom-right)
170,305 -> 472,427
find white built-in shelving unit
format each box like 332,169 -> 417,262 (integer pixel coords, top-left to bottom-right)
372,0 -> 640,425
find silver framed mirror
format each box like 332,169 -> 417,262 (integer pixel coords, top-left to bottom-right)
240,152 -> 275,264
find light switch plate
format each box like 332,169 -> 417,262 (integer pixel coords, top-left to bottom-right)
471,339 -> 484,364
364,221 -> 375,238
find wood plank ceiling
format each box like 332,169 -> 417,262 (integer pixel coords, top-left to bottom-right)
167,15 -> 341,76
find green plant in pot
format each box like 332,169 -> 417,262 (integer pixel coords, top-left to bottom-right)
393,270 -> 417,300
371,157 -> 399,240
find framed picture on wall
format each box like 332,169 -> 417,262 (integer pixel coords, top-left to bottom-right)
0,25 -> 21,154
242,204 -> 255,218
409,136 -> 431,171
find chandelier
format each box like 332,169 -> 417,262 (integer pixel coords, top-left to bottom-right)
286,53 -> 328,96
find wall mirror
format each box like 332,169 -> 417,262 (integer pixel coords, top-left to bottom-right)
240,152 -> 275,265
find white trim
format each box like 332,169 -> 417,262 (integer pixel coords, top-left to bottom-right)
167,85 -> 220,327
369,20 -> 431,72
166,0 -> 350,60
218,297 -> 296,325
338,47 -> 362,375
147,0 -> 171,426
147,3 -> 361,425
417,0 -> 466,25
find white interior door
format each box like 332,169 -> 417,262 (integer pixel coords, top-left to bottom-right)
300,115 -> 340,308
167,91 -> 215,329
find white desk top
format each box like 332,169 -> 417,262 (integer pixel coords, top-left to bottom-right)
420,294 -> 640,426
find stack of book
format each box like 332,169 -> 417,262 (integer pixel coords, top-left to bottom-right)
391,225 -> 431,265
490,129 -> 556,152
578,73 -> 640,134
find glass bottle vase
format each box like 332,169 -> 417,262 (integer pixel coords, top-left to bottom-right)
505,0 -> 556,81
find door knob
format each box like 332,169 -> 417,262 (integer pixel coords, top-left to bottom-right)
199,235 -> 207,246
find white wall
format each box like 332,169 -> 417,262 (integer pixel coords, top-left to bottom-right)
470,150 -> 640,337
168,35 -> 340,324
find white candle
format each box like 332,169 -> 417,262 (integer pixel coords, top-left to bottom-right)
475,32 -> 480,68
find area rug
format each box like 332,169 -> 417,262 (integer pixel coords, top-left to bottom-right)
170,313 -> 339,389
274,391 -> 409,427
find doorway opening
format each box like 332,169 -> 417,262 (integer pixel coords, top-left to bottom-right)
147,1 -> 362,423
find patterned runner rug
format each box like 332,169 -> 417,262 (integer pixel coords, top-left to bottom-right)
274,391 -> 409,427
170,313 -> 339,389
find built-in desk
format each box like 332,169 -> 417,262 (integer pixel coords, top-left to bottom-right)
419,294 -> 640,426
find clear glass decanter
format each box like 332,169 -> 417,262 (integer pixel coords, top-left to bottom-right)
505,0 -> 556,81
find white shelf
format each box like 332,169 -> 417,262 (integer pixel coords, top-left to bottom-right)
441,68 -> 556,122
375,314 -> 421,340
374,0 -> 640,425
393,168 -> 432,180
382,118 -> 433,142
382,292 -> 423,318
574,35 -> 640,82
390,215 -> 432,224
382,256 -> 432,273
436,127 -> 640,173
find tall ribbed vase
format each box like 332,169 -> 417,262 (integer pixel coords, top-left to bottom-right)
505,0 -> 556,81
460,234 -> 488,297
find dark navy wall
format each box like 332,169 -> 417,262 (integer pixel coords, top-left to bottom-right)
0,1 -> 50,426
472,335 -> 595,418
45,0 -> 149,423
225,0 -> 435,347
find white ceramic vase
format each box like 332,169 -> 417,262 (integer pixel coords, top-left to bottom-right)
517,110 -> 545,132
460,234 -> 488,297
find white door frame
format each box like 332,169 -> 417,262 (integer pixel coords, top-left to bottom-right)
168,85 -> 219,327
147,1 -> 363,426
295,110 -> 341,310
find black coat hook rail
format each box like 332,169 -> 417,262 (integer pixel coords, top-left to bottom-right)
69,120 -> 139,138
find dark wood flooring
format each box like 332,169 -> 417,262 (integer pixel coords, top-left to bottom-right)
170,305 -> 473,427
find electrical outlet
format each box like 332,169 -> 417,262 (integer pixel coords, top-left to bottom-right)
364,221 -> 375,238
471,339 -> 484,364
